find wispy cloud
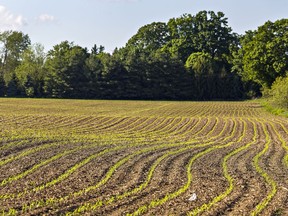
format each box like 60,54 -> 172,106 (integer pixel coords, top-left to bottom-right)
37,14 -> 56,22
0,5 -> 26,31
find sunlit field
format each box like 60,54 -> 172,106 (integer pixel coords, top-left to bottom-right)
0,98 -> 287,215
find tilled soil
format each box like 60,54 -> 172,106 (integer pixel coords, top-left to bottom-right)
0,101 -> 287,215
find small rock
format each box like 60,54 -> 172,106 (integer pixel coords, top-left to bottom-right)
188,193 -> 197,201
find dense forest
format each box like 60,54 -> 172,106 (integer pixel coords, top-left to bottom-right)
0,11 -> 287,105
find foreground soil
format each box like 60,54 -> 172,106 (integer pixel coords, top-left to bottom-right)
0,99 -> 287,215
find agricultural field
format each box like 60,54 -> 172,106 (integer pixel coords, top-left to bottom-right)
0,98 -> 287,215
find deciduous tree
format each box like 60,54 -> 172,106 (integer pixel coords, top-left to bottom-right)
15,43 -> 46,97
240,19 -> 288,87
0,31 -> 31,84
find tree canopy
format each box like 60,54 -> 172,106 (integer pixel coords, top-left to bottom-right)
235,19 -> 288,88
0,11 -> 287,101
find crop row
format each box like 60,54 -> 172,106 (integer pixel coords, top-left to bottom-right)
0,100 -> 287,215
0,117 -> 240,214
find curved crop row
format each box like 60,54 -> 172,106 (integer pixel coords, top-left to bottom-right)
0,99 -> 287,215
126,119 -> 245,215
1,117 -> 239,214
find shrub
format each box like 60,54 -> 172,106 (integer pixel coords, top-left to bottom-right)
269,74 -> 288,108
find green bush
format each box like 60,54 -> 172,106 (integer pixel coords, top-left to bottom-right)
270,74 -> 288,108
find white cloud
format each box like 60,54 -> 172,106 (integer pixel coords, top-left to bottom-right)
0,5 -> 26,31
37,14 -> 55,22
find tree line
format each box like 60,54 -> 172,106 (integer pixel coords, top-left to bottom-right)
0,11 -> 287,103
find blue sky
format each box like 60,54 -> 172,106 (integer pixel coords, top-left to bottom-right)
0,0 -> 287,52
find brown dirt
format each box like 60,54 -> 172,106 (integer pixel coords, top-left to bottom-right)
0,101 -> 287,215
